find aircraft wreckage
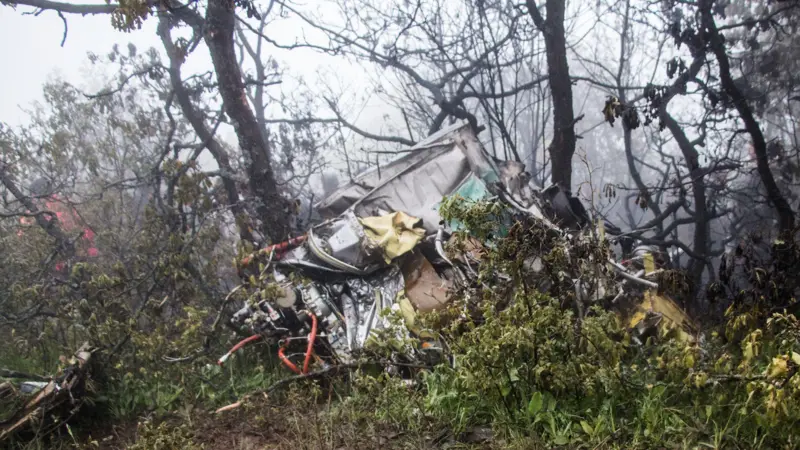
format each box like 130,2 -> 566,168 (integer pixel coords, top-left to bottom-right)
226,122 -> 697,374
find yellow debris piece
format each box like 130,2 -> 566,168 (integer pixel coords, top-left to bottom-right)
643,252 -> 655,275
396,290 -> 435,340
627,291 -> 696,342
359,212 -> 426,263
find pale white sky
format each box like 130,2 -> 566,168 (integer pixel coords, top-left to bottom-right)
0,2 -> 409,194
0,3 -> 388,136
0,8 -> 157,125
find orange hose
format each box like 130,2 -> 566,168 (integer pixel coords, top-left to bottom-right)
231,334 -> 262,353
278,345 -> 302,374
218,334 -> 261,366
303,313 -> 318,374
277,312 -> 318,374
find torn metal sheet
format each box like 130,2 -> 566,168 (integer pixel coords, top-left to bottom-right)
315,122 -> 468,218
18,382 -> 48,395
306,210 -> 386,274
345,266 -> 407,351
316,123 -> 502,233
497,160 -> 537,208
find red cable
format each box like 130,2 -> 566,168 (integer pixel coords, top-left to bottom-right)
278,345 -> 302,374
277,312 -> 318,374
303,313 -> 318,374
262,235 -> 308,261
218,334 -> 261,366
230,334 -> 262,354
240,235 -> 308,267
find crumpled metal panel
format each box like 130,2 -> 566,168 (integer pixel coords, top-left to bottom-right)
308,210 -> 381,270
352,144 -> 472,231
315,152 -> 424,220
345,266 -> 406,311
302,210 -> 427,274
316,122 -> 501,233
343,266 -> 407,348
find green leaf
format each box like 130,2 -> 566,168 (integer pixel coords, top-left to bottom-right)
528,392 -> 543,417
580,420 -> 593,436
744,342 -> 754,360
683,352 -> 695,368
553,435 -> 569,445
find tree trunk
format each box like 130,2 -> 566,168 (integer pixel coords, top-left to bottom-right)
661,110 -> 708,293
700,0 -> 795,235
205,0 -> 289,243
526,0 -> 578,190
157,17 -> 256,245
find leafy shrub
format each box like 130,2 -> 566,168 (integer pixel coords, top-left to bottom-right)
326,197 -> 800,449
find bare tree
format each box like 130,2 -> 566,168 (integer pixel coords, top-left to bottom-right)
3,0 -> 293,243
699,0 -> 796,234
268,0 -> 548,149
525,0 -> 580,189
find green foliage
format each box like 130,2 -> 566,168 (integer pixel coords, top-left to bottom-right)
439,194 -> 508,241
424,295 -> 627,433
127,420 -> 201,450
104,342 -> 283,420
321,197 -> 800,449
0,78 -> 271,441
335,300 -> 800,448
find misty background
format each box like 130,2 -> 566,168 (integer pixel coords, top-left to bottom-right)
1,0 -> 798,337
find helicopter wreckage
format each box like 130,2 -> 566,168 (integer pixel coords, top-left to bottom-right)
225,122 -> 697,375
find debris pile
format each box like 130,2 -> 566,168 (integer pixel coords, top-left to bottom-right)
0,343 -> 94,442
229,122 -> 697,374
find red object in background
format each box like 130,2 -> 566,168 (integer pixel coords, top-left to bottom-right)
264,235 -> 308,260
240,235 -> 308,267
18,193 -> 99,270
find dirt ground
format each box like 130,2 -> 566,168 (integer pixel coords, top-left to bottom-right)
67,397 -> 442,450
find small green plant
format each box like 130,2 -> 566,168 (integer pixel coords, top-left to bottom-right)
127,420 -> 201,450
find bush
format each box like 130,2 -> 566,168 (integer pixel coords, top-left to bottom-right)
329,294 -> 800,448
322,197 -> 800,449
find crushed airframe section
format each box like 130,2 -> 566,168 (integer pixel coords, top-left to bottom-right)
230,122 -> 697,374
